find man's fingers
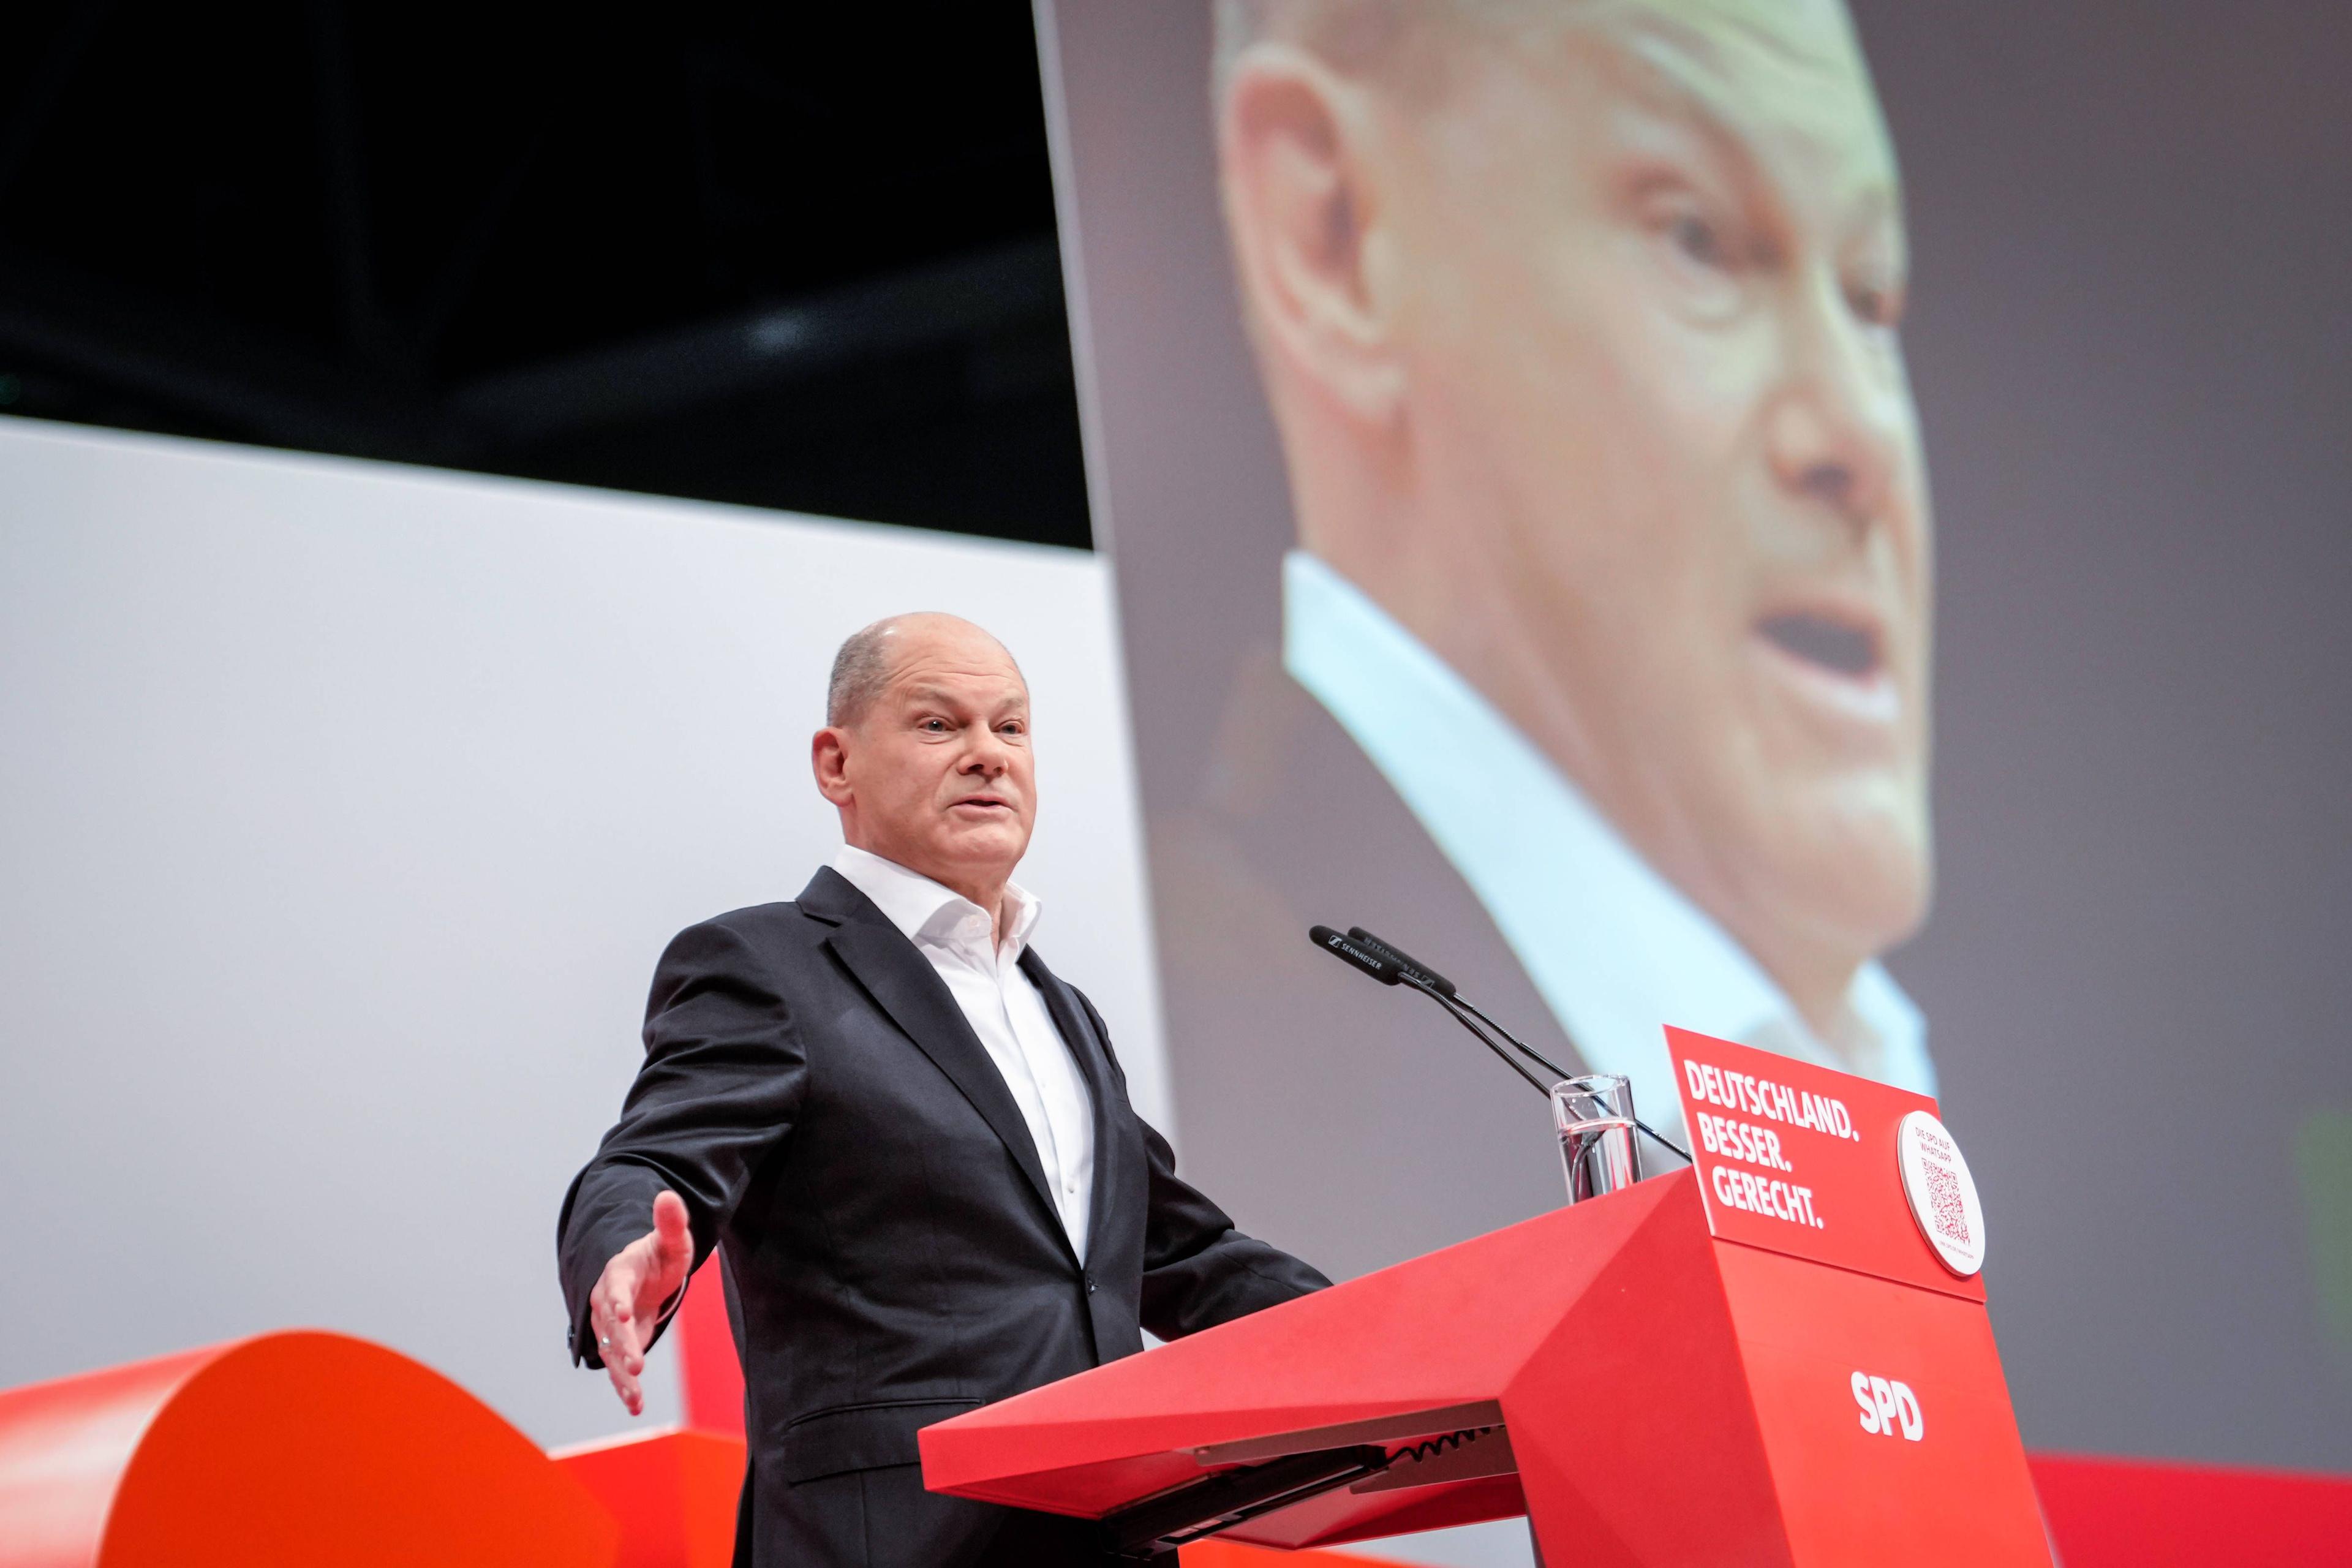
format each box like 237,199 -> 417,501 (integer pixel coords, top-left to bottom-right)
587,1200 -> 685,1411
588,1282 -> 614,1348
605,1355 -> 644,1415
651,1189 -> 692,1264
597,1275 -> 647,1408
604,1278 -> 636,1333
595,1310 -> 647,1379
605,1280 -> 647,1358
590,1256 -> 647,1366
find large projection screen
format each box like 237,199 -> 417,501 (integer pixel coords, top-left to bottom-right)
0,420 -> 1168,1449
1037,4 -> 2352,1561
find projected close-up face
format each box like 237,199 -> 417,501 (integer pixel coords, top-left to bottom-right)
1224,0 -> 1933,1022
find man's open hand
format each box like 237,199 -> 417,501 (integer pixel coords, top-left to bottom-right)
589,1188 -> 694,1415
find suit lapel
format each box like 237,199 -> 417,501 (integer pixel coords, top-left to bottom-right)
802,870 -> 1066,1242
1020,946 -> 1122,1270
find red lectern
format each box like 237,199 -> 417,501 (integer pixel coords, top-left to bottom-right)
922,1028 -> 2052,1565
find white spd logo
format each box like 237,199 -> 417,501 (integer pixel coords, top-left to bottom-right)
1896,1110 -> 1986,1277
1851,1371 -> 1924,1441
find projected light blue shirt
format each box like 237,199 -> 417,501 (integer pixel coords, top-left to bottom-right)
1283,551 -> 1935,1121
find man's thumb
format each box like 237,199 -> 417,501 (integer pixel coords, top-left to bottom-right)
652,1189 -> 692,1259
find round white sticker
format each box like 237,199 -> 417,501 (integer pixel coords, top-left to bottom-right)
1896,1111 -> 1986,1277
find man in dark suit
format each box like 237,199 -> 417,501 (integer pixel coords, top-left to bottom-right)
557,611 -> 1327,1567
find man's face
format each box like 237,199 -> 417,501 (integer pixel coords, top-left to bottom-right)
1386,0 -> 1932,980
829,621 -> 1036,892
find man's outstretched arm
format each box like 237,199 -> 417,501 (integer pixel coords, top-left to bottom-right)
557,915 -> 807,1413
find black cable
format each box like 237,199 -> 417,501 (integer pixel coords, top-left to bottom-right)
1449,992 -> 1572,1082
1410,978 -> 1692,1166
1310,921 -> 1692,1166
1400,971 -> 1555,1096
1461,995 -> 1691,1164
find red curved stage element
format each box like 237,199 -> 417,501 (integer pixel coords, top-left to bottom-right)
552,1428 -> 747,1568
0,1331 -> 617,1568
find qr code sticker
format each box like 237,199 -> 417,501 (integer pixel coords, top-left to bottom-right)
1922,1159 -> 1970,1246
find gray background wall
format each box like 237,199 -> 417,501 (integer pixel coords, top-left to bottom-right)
1847,0 -> 2352,1466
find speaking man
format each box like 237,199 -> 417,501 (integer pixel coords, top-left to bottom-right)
557,612 -> 1327,1567
1102,0 -> 1938,1321
1183,0 -> 1934,1148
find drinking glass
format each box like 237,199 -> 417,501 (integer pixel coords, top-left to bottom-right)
1552,1074 -> 1640,1204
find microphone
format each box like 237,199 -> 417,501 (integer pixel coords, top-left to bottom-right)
1308,925 -> 1403,985
1310,923 -> 1548,1095
1342,927 -> 1454,997
1351,927 -> 1570,1084
1311,923 -> 1691,1166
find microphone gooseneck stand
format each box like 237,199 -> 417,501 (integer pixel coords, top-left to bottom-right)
1310,924 -> 1691,1166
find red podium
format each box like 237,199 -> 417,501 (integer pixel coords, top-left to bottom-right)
922,1028 -> 2052,1565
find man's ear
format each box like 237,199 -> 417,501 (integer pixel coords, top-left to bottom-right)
811,727 -> 854,809
1218,44 -> 1404,426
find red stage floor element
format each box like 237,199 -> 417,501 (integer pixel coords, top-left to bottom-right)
0,1330 -> 615,1568
7,1310 -> 2350,1566
552,1427 -> 748,1568
2028,1451 -> 2352,1567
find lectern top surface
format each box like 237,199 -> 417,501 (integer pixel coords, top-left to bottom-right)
918,1176 -> 1706,1546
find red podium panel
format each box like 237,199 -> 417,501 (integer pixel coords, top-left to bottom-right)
922,1029 -> 2050,1565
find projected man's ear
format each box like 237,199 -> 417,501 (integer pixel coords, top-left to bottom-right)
1218,42 -> 1408,431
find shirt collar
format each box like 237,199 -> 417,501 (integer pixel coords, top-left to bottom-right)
827,843 -> 1042,965
1281,549 -> 1932,1100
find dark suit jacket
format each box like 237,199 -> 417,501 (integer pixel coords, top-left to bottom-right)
557,866 -> 1328,1568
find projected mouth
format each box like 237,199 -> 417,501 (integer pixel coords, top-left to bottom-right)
1757,611 -> 1881,679
1751,604 -> 1902,734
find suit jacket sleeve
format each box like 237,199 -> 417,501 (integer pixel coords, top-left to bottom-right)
1072,991 -> 1332,1338
556,916 -> 807,1368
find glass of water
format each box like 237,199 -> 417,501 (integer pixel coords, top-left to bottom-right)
1552,1074 -> 1640,1204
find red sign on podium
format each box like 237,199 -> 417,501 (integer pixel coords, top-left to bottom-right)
1666,1025 -> 1986,1302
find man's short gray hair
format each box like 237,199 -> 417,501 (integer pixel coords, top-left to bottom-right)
1212,0 -> 1520,105
1215,1 -> 1858,107
1215,1 -> 1401,100
827,620 -> 902,728
825,612 -> 1026,728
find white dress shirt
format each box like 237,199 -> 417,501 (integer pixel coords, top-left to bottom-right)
1283,550 -> 1936,1131
827,843 -> 1097,1261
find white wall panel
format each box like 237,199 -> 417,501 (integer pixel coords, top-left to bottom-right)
0,420 -> 1166,1447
